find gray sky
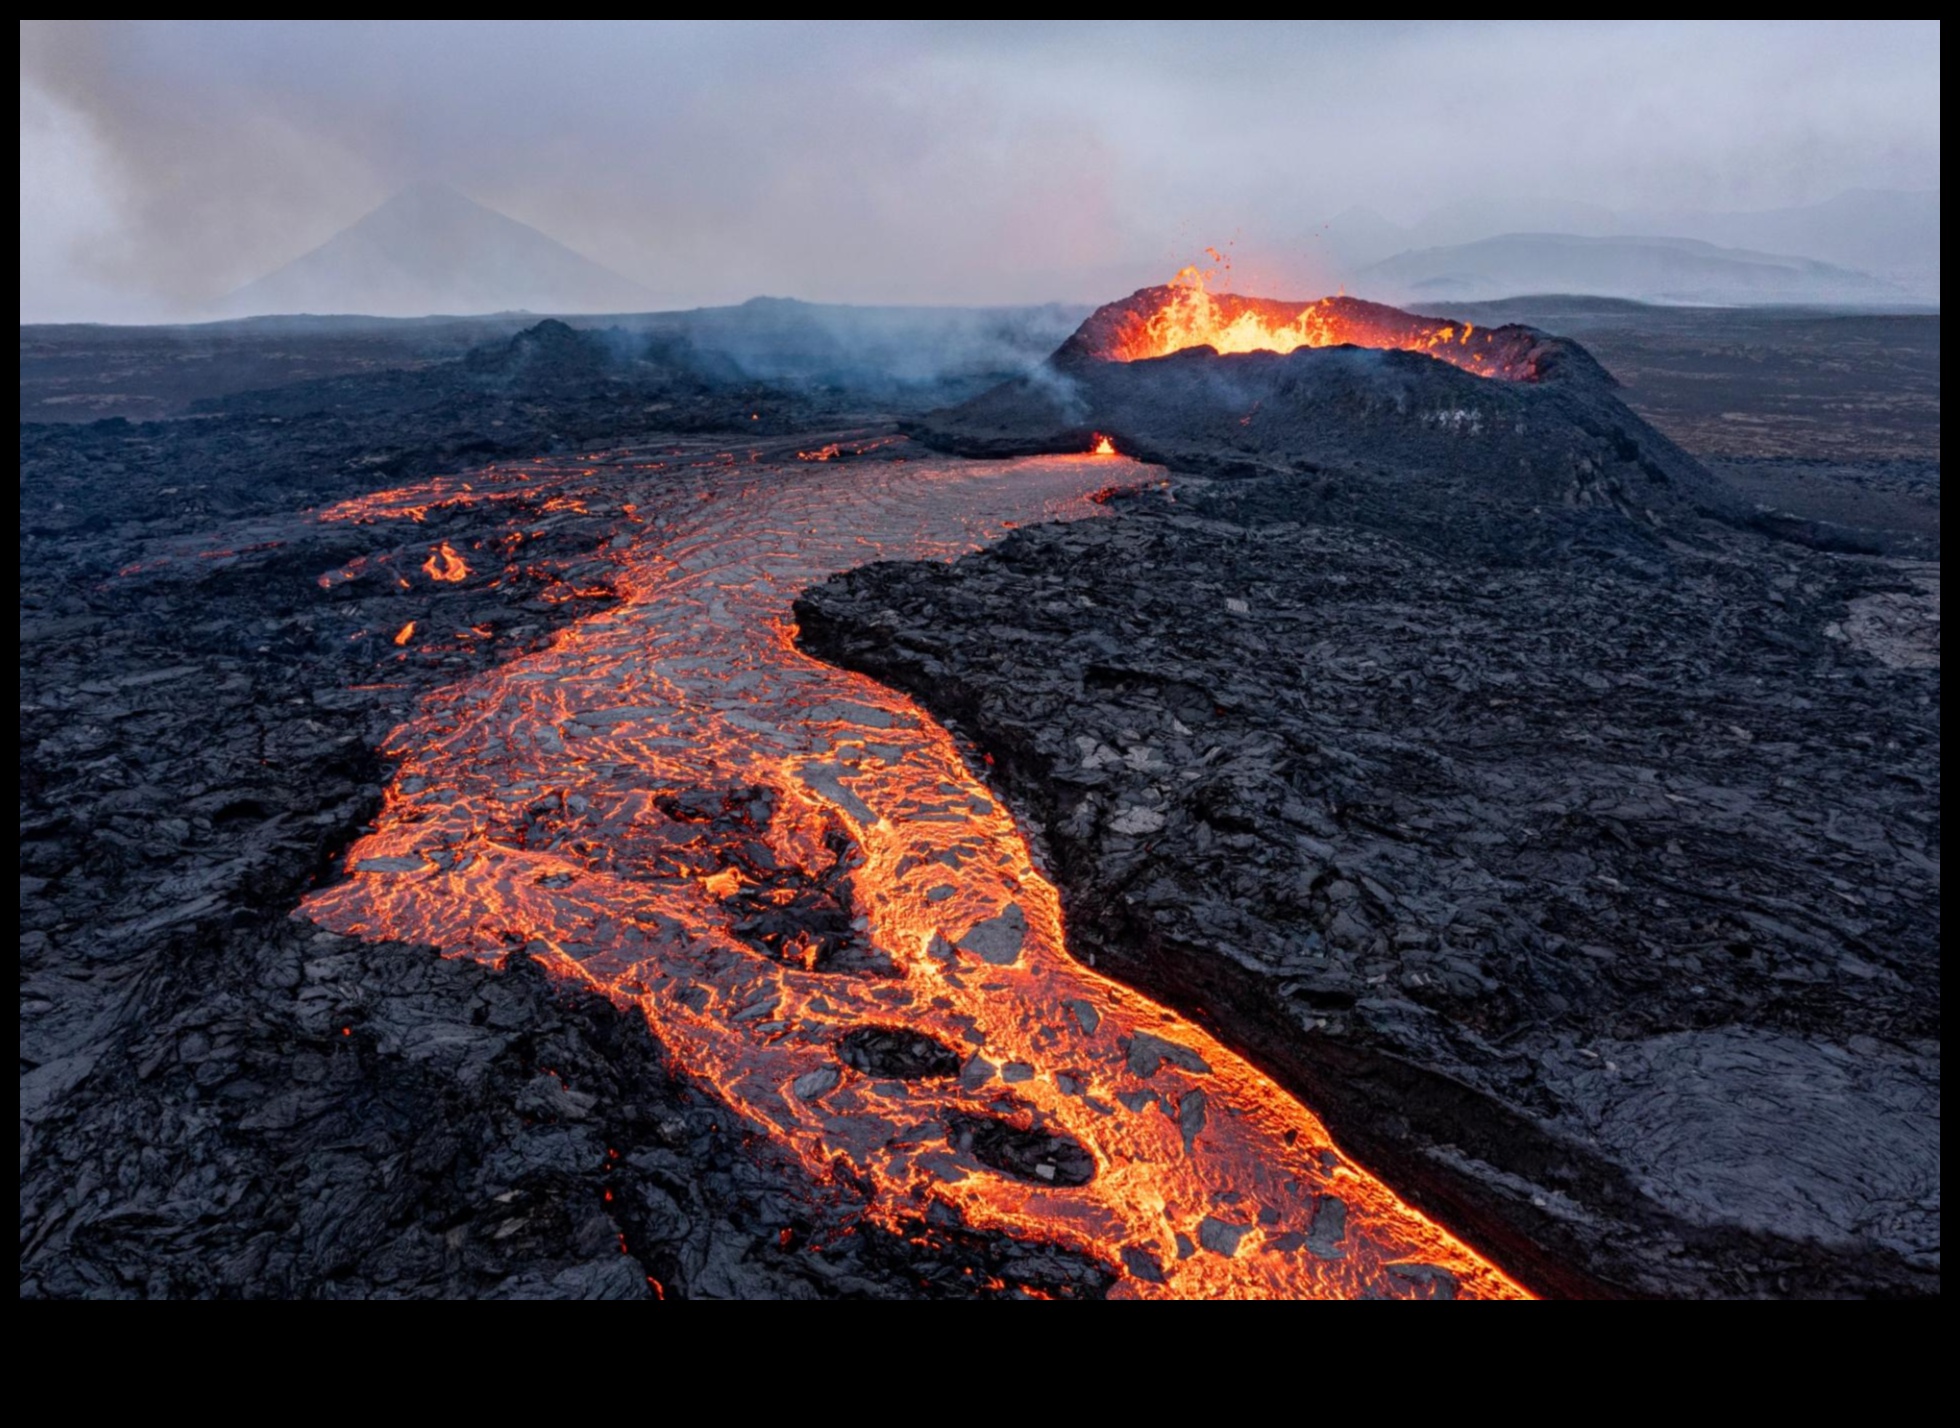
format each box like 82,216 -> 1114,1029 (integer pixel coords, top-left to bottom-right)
19,20 -> 1942,322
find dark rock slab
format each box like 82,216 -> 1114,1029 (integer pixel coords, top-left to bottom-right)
836,1026 -> 964,1080
796,476 -> 1941,1298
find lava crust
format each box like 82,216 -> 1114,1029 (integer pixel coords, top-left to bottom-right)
796,475 -> 1941,1298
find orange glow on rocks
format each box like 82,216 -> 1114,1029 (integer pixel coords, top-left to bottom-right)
1080,267 -> 1540,381
392,621 -> 416,646
301,446 -> 1528,1300
422,541 -> 471,583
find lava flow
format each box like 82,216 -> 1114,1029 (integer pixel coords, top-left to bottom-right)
1087,266 -> 1538,380
422,541 -> 471,583
302,446 -> 1529,1299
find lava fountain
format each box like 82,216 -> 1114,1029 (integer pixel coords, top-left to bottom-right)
302,442 -> 1528,1299
1061,266 -> 1547,381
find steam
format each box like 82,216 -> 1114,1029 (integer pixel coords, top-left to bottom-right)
503,304 -> 1095,403
661,300 -> 1093,394
1021,361 -> 1091,426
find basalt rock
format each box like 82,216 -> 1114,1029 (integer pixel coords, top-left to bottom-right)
19,386 -> 1111,1300
796,476 -> 1942,1298
911,288 -> 1748,566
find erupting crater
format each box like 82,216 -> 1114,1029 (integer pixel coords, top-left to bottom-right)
1066,266 -> 1546,380
300,442 -> 1527,1298
909,266 -> 1730,561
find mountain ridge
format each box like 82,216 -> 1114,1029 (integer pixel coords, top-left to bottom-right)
1358,231 -> 1917,307
1296,189 -> 1937,304
216,182 -> 655,318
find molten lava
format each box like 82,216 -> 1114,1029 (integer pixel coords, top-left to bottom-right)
1091,434 -> 1118,457
422,541 -> 471,583
1086,267 -> 1537,381
302,445 -> 1528,1300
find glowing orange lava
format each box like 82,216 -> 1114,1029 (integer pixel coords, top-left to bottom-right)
302,446 -> 1529,1300
1091,434 -> 1117,457
422,541 -> 471,583
1095,267 -> 1531,380
392,620 -> 416,646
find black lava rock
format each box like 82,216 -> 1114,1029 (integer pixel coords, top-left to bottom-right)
796,473 -> 1941,1298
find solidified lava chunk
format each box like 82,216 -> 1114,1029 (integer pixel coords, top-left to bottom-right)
654,786 -> 771,824
1121,1246 -> 1167,1283
836,1026 -> 963,1080
945,1112 -> 1095,1187
724,829 -> 895,977
642,786 -> 894,976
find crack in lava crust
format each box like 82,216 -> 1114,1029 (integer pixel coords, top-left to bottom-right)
303,447 -> 1528,1299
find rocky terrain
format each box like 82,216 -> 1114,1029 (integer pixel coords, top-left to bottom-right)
21,300 -> 1941,1297
20,299 -> 1086,424
797,294 -> 1941,1296
912,290 -> 1760,570
19,326 -> 1108,1299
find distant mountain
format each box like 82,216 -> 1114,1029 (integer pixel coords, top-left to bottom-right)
216,183 -> 655,318
1358,232 -> 1914,307
1295,189 -> 1938,304
1623,190 -> 1940,300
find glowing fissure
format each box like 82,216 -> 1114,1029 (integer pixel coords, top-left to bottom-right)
303,447 -> 1527,1299
1100,267 -> 1528,380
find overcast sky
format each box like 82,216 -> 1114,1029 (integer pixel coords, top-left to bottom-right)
19,20 -> 1942,322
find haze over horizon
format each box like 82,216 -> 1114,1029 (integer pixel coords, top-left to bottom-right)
19,20 -> 1942,323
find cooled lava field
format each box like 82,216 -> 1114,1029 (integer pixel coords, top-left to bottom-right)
20,288 -> 1940,1298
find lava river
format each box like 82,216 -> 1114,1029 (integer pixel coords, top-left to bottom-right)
303,443 -> 1529,1300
